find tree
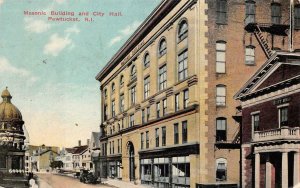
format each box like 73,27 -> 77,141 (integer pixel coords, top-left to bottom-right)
50,161 -> 63,169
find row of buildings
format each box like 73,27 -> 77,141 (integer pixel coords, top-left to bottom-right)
95,0 -> 300,188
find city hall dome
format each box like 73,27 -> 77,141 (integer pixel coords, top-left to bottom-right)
0,87 -> 22,120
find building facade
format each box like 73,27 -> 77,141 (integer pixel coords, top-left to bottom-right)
235,52 -> 300,188
96,0 -> 300,187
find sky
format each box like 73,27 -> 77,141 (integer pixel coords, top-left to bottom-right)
0,0 -> 160,147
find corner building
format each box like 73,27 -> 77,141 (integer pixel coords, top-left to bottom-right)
96,0 -> 300,187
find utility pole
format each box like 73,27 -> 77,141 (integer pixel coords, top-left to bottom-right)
290,0 -> 294,52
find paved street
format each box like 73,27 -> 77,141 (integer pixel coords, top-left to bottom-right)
37,173 -> 114,188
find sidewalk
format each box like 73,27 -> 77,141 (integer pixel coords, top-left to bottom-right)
103,179 -> 151,188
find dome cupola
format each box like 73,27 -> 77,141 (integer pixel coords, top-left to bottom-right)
0,87 -> 22,120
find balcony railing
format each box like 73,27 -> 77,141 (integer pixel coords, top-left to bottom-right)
253,126 -> 300,142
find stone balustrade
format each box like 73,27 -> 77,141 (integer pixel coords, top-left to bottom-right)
253,126 -> 300,142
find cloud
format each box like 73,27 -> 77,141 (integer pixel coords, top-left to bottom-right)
55,0 -> 65,4
108,21 -> 141,47
0,57 -> 30,76
0,0 -> 4,6
43,33 -> 72,56
65,25 -> 80,34
24,17 -> 51,33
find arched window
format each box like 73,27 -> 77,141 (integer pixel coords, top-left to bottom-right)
158,39 -> 167,56
216,117 -> 227,142
178,20 -> 188,42
131,65 -> 137,79
216,158 -> 227,181
120,75 -> 124,87
111,82 -> 115,93
144,53 -> 150,68
245,45 -> 255,65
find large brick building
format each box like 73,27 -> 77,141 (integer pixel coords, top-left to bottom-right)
95,0 -> 300,187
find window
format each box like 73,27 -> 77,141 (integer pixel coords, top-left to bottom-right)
178,50 -> 188,81
109,142 -> 111,154
245,0 -> 255,25
183,89 -> 189,109
216,117 -> 227,142
146,106 -> 150,122
112,141 -> 114,154
216,0 -> 227,24
252,113 -> 260,132
141,133 -> 144,150
245,45 -> 255,65
117,139 -> 120,153
175,93 -> 180,111
104,89 -> 107,99
130,86 -> 136,105
111,100 -> 115,117
142,109 -> 145,124
178,20 -> 188,42
172,156 -> 190,179
216,41 -> 226,73
174,123 -> 179,144
182,121 -> 188,143
120,94 -> 124,113
129,114 -> 135,127
131,65 -> 137,79
159,65 -> 167,90
295,5 -> 300,29
111,83 -> 115,93
158,39 -> 167,56
162,127 -> 166,146
271,3 -> 281,24
146,131 -> 149,149
155,128 -> 159,147
279,107 -> 288,127
216,85 -> 226,106
216,158 -> 227,181
162,99 -> 167,116
144,53 -> 150,68
144,76 -> 150,99
104,104 -> 108,121
120,75 -> 124,87
156,102 -> 160,118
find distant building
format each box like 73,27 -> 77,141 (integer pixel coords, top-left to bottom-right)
72,141 -> 88,170
29,145 -> 59,172
0,88 -> 27,187
90,132 -> 101,176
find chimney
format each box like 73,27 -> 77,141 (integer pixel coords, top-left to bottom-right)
78,140 -> 81,146
87,139 -> 90,146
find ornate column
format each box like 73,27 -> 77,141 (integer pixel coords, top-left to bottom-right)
282,152 -> 288,188
294,151 -> 299,186
255,153 -> 260,188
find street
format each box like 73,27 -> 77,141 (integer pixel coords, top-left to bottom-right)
37,173 -> 114,188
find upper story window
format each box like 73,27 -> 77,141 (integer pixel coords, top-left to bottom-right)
120,75 -> 124,87
162,99 -> 167,116
182,121 -> 188,143
129,114 -> 135,127
216,85 -> 226,106
174,123 -> 179,144
178,20 -> 188,42
159,65 -> 167,91
156,102 -> 160,118
111,100 -> 115,117
103,88 -> 107,99
146,106 -> 150,122
183,89 -> 189,109
252,113 -> 260,132
130,86 -> 136,105
295,5 -> 300,29
142,109 -> 145,124
175,93 -> 180,111
162,126 -> 166,146
271,3 -> 281,24
111,82 -> 115,93
216,117 -> 227,142
245,0 -> 256,25
216,41 -> 226,73
245,45 -> 255,65
146,131 -> 149,149
144,53 -> 150,68
120,94 -> 124,113
216,0 -> 227,24
178,50 -> 188,81
279,106 -> 288,127
155,128 -> 159,147
131,65 -> 137,79
104,104 -> 108,121
216,158 -> 227,181
141,133 -> 144,149
144,76 -> 150,99
158,38 -> 167,57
